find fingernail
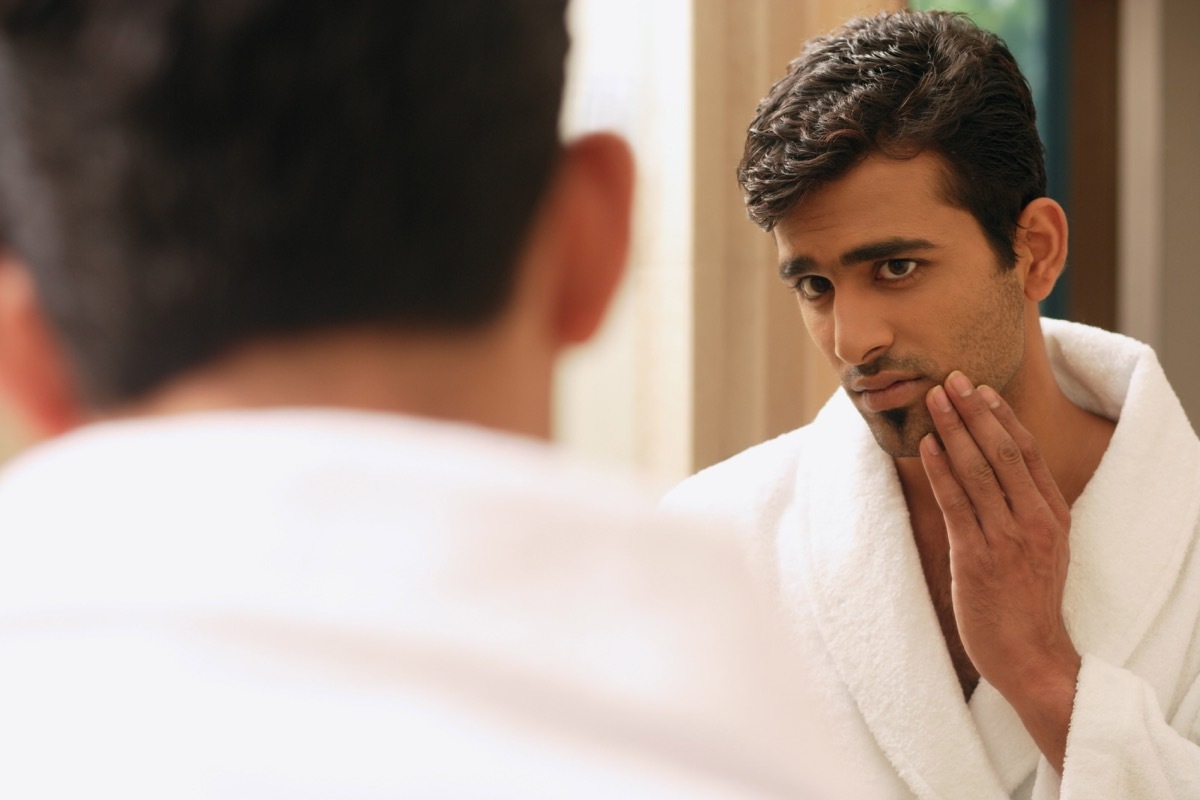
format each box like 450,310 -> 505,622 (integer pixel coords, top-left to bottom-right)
930,385 -> 952,412
922,433 -> 941,455
949,371 -> 973,397
978,385 -> 1001,409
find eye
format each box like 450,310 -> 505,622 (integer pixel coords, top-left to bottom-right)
795,275 -> 833,300
878,259 -> 918,281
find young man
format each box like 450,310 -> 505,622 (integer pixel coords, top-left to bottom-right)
666,10 -> 1200,799
0,2 -> 843,797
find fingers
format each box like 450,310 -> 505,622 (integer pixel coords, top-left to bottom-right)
928,372 -> 1043,515
919,432 -> 988,552
974,384 -> 1071,528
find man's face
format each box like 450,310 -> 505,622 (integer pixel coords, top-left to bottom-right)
773,152 -> 1028,458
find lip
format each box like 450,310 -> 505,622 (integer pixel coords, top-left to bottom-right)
851,376 -> 926,413
849,373 -> 919,393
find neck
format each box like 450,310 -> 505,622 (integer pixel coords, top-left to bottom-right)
106,325 -> 556,441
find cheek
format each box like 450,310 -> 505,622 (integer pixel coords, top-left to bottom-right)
955,276 -> 1027,381
798,304 -> 836,360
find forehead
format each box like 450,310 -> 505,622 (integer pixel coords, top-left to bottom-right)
773,152 -> 982,264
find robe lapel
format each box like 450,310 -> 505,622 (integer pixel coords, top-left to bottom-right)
966,345 -> 1200,796
969,681 -> 1039,793
1056,342 -> 1200,681
1035,320 -> 1200,670
785,392 -> 1008,800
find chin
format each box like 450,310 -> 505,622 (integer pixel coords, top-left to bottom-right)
863,406 -> 934,459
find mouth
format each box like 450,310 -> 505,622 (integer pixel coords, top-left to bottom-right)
852,377 -> 926,413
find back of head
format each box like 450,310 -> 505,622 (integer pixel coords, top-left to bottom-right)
739,10 -> 1045,268
0,0 -> 568,408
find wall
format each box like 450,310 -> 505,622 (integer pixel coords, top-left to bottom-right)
556,0 -> 900,482
1119,0 -> 1200,430
1158,0 -> 1200,429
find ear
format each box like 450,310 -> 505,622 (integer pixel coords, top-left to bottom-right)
540,132 -> 635,346
1013,197 -> 1068,303
0,255 -> 83,438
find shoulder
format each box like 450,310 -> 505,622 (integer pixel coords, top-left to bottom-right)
661,395 -> 849,533
1039,317 -> 1165,420
663,427 -> 807,519
0,412 -> 846,797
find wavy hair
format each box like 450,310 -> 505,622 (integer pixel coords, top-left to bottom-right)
738,10 -> 1045,268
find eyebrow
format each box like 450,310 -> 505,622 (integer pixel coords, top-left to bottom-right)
778,237 -> 939,280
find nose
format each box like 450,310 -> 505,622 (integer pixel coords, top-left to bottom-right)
831,288 -> 893,366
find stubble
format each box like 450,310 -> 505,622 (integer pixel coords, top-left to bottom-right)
853,270 -> 1027,458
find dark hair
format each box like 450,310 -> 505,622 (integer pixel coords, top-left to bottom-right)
0,0 -> 569,407
738,10 -> 1045,268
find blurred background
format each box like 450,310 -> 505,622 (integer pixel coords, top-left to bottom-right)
556,0 -> 1199,483
0,0 -> 1195,483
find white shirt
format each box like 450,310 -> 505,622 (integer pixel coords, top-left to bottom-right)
0,409 -> 845,798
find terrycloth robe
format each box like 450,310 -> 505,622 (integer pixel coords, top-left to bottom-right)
664,319 -> 1200,799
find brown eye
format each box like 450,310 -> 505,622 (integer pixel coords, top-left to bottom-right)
878,259 -> 918,281
796,275 -> 833,300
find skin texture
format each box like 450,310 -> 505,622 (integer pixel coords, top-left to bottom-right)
774,150 -> 1116,774
773,152 -> 1027,458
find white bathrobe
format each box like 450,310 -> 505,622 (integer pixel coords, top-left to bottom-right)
0,409 -> 847,799
664,319 -> 1200,799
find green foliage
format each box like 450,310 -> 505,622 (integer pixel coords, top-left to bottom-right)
908,0 -> 1048,109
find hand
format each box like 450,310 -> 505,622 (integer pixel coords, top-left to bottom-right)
919,371 -> 1080,772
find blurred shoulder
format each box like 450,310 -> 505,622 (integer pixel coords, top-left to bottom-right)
661,423 -> 821,532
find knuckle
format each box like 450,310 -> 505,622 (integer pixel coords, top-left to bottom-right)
1030,507 -> 1064,539
1012,508 -> 1063,552
994,437 -> 1024,468
964,456 -> 997,486
975,547 -> 1000,574
945,493 -> 975,518
1016,431 -> 1042,463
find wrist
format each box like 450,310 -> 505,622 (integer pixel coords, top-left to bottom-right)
996,648 -> 1082,772
988,636 -> 1081,698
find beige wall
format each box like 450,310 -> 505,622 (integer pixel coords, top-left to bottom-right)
690,0 -> 901,475
1158,0 -> 1200,430
556,0 -> 899,482
556,0 -> 696,483
1119,0 -> 1200,429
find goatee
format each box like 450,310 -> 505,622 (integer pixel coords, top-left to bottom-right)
881,407 -> 908,430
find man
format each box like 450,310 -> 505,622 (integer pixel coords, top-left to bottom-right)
666,10 -> 1200,799
0,2 -> 843,797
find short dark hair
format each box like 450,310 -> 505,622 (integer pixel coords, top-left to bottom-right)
738,10 -> 1045,268
0,0 -> 569,407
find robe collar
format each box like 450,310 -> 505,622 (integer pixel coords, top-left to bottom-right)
785,319 -> 1199,798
